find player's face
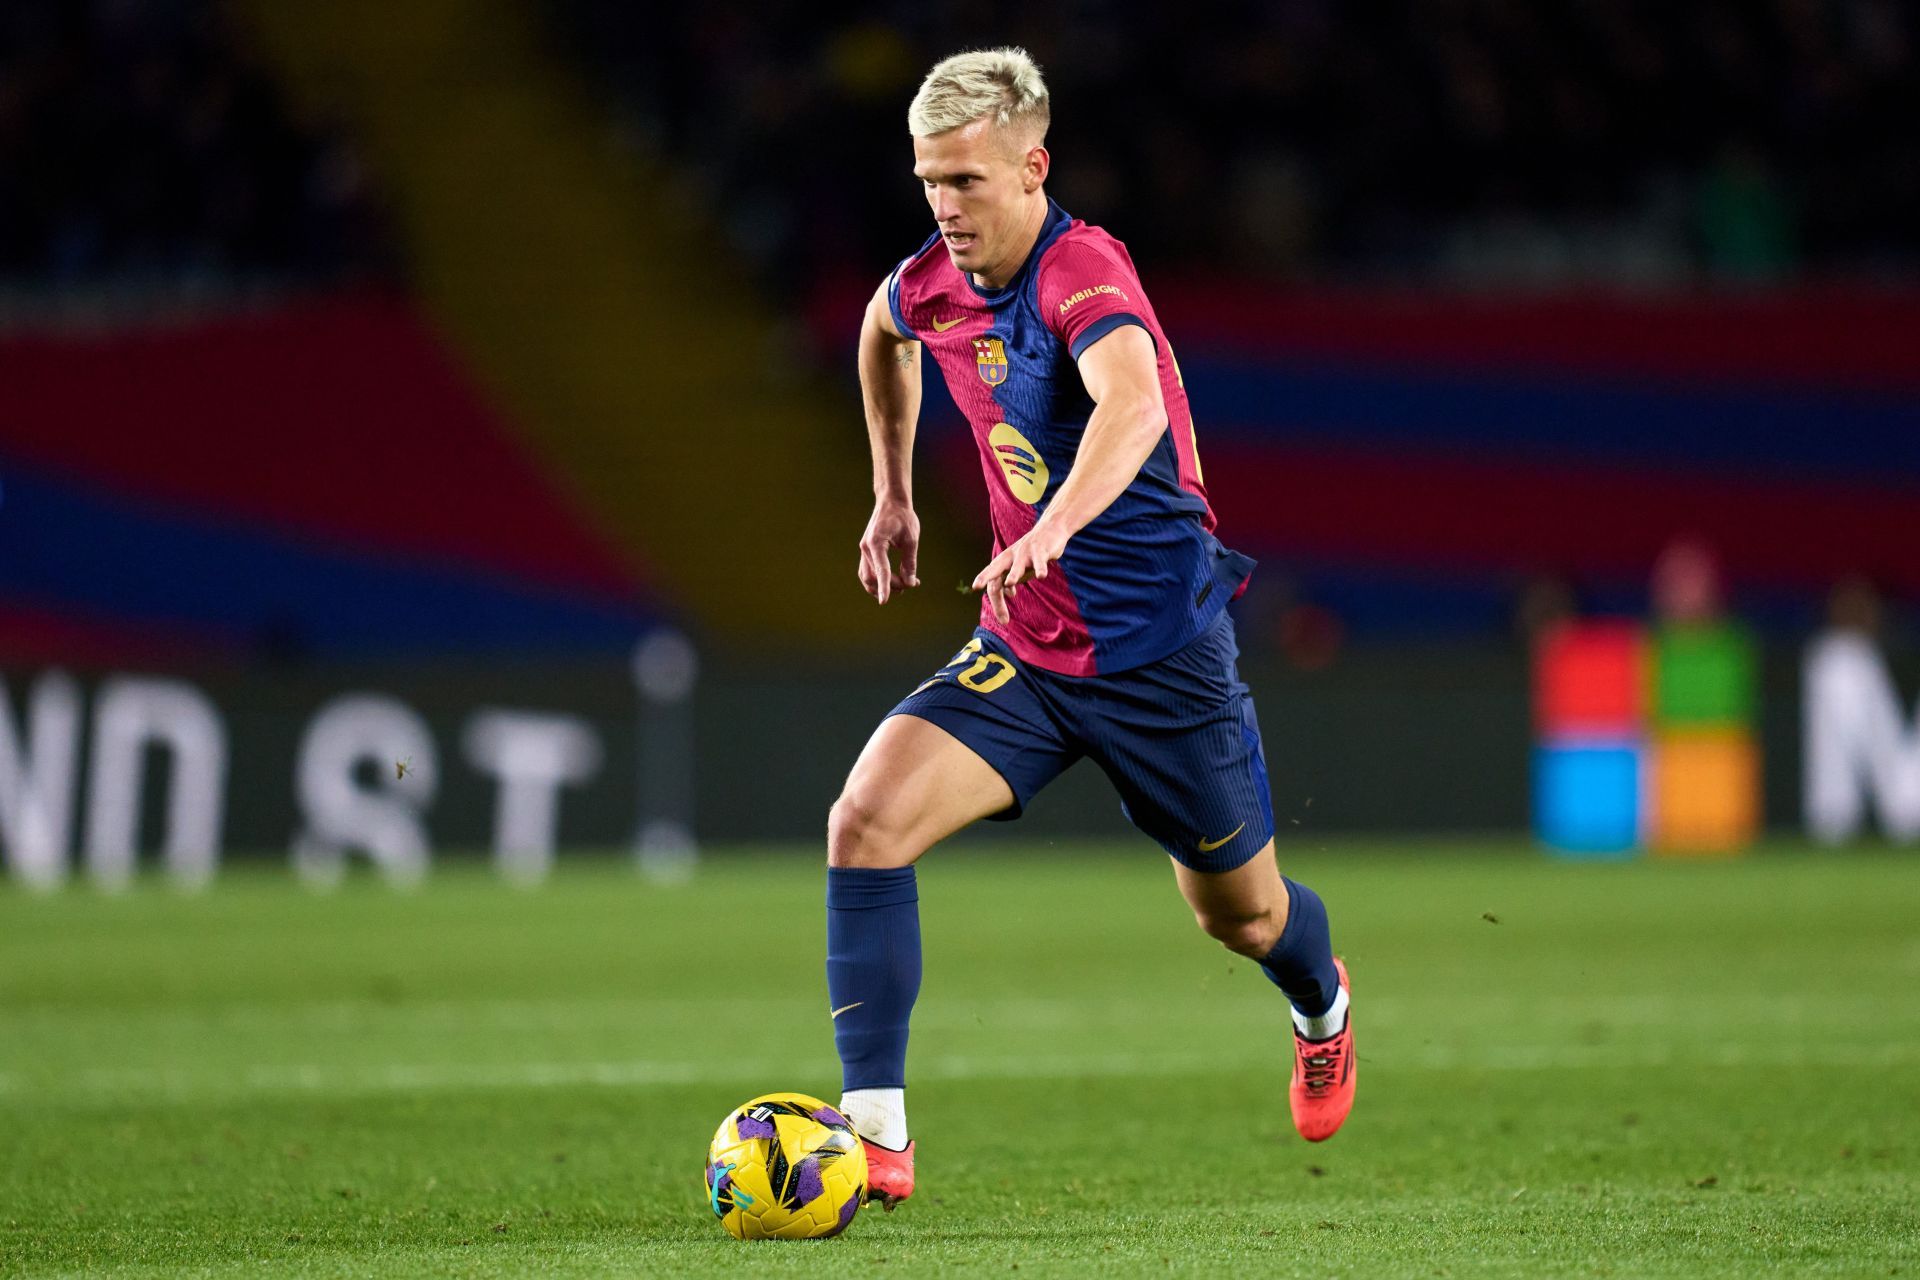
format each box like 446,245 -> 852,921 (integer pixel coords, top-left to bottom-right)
913,119 -> 1047,281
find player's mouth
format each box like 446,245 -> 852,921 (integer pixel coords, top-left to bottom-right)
943,231 -> 977,251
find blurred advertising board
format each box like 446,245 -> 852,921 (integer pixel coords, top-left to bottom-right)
0,633 -> 695,890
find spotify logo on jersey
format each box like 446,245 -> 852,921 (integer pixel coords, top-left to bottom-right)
989,423 -> 1049,505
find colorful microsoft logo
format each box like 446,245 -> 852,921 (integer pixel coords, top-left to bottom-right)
1533,620 -> 1759,856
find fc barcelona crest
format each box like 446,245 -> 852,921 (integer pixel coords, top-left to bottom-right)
973,336 -> 1008,386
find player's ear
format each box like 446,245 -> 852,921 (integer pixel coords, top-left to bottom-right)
1024,145 -> 1050,191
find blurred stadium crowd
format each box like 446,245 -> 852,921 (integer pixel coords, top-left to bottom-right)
0,0 -> 390,289
10,1 -> 1915,295
550,0 -> 1918,293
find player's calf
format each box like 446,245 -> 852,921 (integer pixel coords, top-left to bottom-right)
1254,877 -> 1341,1019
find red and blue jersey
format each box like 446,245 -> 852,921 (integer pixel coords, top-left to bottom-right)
887,200 -> 1254,676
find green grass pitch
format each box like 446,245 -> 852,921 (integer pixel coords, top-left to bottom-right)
2,841 -> 1916,1278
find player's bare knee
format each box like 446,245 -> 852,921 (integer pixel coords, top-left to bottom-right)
824,793 -> 875,867
826,790 -> 913,869
1195,907 -> 1281,958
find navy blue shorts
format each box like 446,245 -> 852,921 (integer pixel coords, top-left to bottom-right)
886,610 -> 1275,872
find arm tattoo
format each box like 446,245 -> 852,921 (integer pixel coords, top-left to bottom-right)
895,344 -> 916,369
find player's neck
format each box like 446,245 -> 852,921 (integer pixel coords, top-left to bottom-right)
970,193 -> 1051,291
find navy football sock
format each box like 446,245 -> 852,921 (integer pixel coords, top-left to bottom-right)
1258,877 -> 1340,1018
826,865 -> 922,1092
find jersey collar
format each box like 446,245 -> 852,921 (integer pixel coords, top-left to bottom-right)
964,199 -> 1072,303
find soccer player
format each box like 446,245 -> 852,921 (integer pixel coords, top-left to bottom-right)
827,48 -> 1354,1209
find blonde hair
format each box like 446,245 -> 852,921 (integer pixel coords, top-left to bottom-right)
907,47 -> 1050,145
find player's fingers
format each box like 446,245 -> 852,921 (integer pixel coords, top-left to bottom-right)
900,539 -> 920,588
985,574 -> 1011,625
1002,546 -> 1026,588
972,549 -> 1012,593
857,542 -> 879,598
863,540 -> 891,605
1013,540 -> 1040,587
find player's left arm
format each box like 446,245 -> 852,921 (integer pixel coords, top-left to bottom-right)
971,324 -> 1165,623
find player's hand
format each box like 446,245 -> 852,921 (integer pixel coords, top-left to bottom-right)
858,498 -> 921,604
971,518 -> 1069,625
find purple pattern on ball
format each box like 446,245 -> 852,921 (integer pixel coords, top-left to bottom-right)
810,1105 -> 850,1129
705,1162 -> 717,1190
734,1113 -> 775,1141
822,1192 -> 860,1237
794,1156 -> 824,1205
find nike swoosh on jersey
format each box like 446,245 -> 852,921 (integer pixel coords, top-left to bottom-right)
830,1002 -> 866,1019
931,315 -> 965,331
1196,822 -> 1247,853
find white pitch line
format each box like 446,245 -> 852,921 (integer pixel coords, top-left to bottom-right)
6,1040 -> 1920,1106
6,991 -> 1911,1040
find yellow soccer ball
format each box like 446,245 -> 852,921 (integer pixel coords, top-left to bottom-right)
705,1092 -> 868,1240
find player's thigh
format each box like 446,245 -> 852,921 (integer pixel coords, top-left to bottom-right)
1170,838 -> 1289,957
828,713 -> 1014,868
830,631 -> 1076,868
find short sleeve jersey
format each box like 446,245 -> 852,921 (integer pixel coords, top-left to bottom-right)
887,199 -> 1254,676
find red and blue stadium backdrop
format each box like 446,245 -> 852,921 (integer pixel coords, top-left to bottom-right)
1161,289 -> 1919,618
0,293 -> 656,665
814,281 -> 1920,635
1156,288 -> 1920,633
10,282 -> 1919,665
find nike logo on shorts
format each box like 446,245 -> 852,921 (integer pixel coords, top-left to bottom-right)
1196,822 -> 1246,853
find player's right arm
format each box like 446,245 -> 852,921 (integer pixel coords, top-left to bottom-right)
856,276 -> 923,604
